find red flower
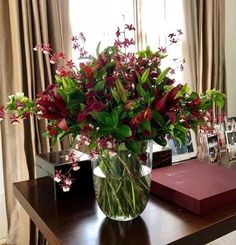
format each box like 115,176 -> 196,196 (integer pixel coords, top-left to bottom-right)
88,101 -> 104,112
80,63 -> 93,81
57,118 -> 69,132
165,111 -> 176,123
189,97 -> 201,107
130,112 -> 143,126
143,108 -> 152,120
154,93 -> 169,113
139,153 -> 147,162
47,125 -> 58,136
77,111 -> 88,123
82,124 -> 93,134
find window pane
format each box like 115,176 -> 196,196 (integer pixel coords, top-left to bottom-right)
69,0 -> 134,58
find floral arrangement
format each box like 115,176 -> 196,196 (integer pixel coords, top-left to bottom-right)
0,24 -> 224,219
2,25 -> 224,149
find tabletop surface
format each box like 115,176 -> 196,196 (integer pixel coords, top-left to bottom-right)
13,176 -> 236,245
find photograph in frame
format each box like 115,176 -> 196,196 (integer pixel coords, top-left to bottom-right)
225,130 -> 236,160
226,117 -> 236,131
165,129 -> 198,163
206,134 -> 220,164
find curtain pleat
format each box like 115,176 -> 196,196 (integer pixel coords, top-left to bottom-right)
0,1 -> 71,244
183,0 -> 226,96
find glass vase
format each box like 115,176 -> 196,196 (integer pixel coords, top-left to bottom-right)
92,140 -> 153,221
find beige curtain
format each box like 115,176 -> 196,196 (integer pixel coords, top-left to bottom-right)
0,1 -> 71,244
183,0 -> 226,94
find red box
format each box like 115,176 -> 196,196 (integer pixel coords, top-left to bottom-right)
151,159 -> 236,215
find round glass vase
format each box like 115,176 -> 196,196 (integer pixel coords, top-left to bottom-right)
92,140 -> 153,221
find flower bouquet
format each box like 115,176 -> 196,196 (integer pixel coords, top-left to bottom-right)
1,24 -> 224,221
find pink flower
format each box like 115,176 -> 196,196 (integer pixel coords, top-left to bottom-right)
54,170 -> 62,183
125,24 -> 135,31
42,44 -> 52,54
115,27 -> 121,37
0,106 -> 5,121
66,59 -> 75,69
10,114 -> 19,124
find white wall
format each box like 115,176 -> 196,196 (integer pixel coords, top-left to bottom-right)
225,0 -> 236,116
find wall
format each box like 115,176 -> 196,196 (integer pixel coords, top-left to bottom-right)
225,0 -> 236,116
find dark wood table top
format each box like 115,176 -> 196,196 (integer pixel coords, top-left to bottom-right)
13,176 -> 236,245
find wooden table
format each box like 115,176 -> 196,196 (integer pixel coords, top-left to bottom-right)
13,176 -> 236,245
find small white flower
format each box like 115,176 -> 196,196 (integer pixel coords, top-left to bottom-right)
84,140 -> 90,146
11,121 -> 19,125
54,176 -> 61,183
74,144 -> 79,150
63,185 -> 70,192
73,165 -> 80,171
65,155 -> 69,161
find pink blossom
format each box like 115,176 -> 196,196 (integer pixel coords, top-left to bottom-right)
0,106 -> 5,121
42,44 -> 52,54
54,170 -> 62,183
10,114 -> 19,124
125,24 -> 135,31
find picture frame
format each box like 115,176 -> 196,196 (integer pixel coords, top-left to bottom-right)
165,129 -> 198,163
206,133 -> 221,164
226,117 -> 236,131
225,130 -> 236,160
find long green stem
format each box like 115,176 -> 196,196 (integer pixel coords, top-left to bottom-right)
93,147 -> 151,220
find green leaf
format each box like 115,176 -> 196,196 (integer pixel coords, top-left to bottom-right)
94,80 -> 105,91
155,67 -> 171,84
141,120 -> 151,132
174,125 -> 188,133
135,71 -> 142,84
153,137 -> 167,146
125,141 -> 141,153
141,68 -> 150,84
215,93 -> 225,108
55,75 -> 62,83
152,110 -> 165,127
96,128 -> 113,138
95,112 -> 111,124
111,89 -> 120,104
113,125 -> 132,140
111,110 -> 118,127
182,83 -> 191,94
96,41 -> 101,58
116,80 -> 127,103
136,84 -> 147,100
145,46 -> 153,57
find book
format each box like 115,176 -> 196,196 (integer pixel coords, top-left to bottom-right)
151,159 -> 236,215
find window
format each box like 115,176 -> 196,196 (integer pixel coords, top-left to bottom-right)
69,0 -> 185,82
69,0 -> 134,58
